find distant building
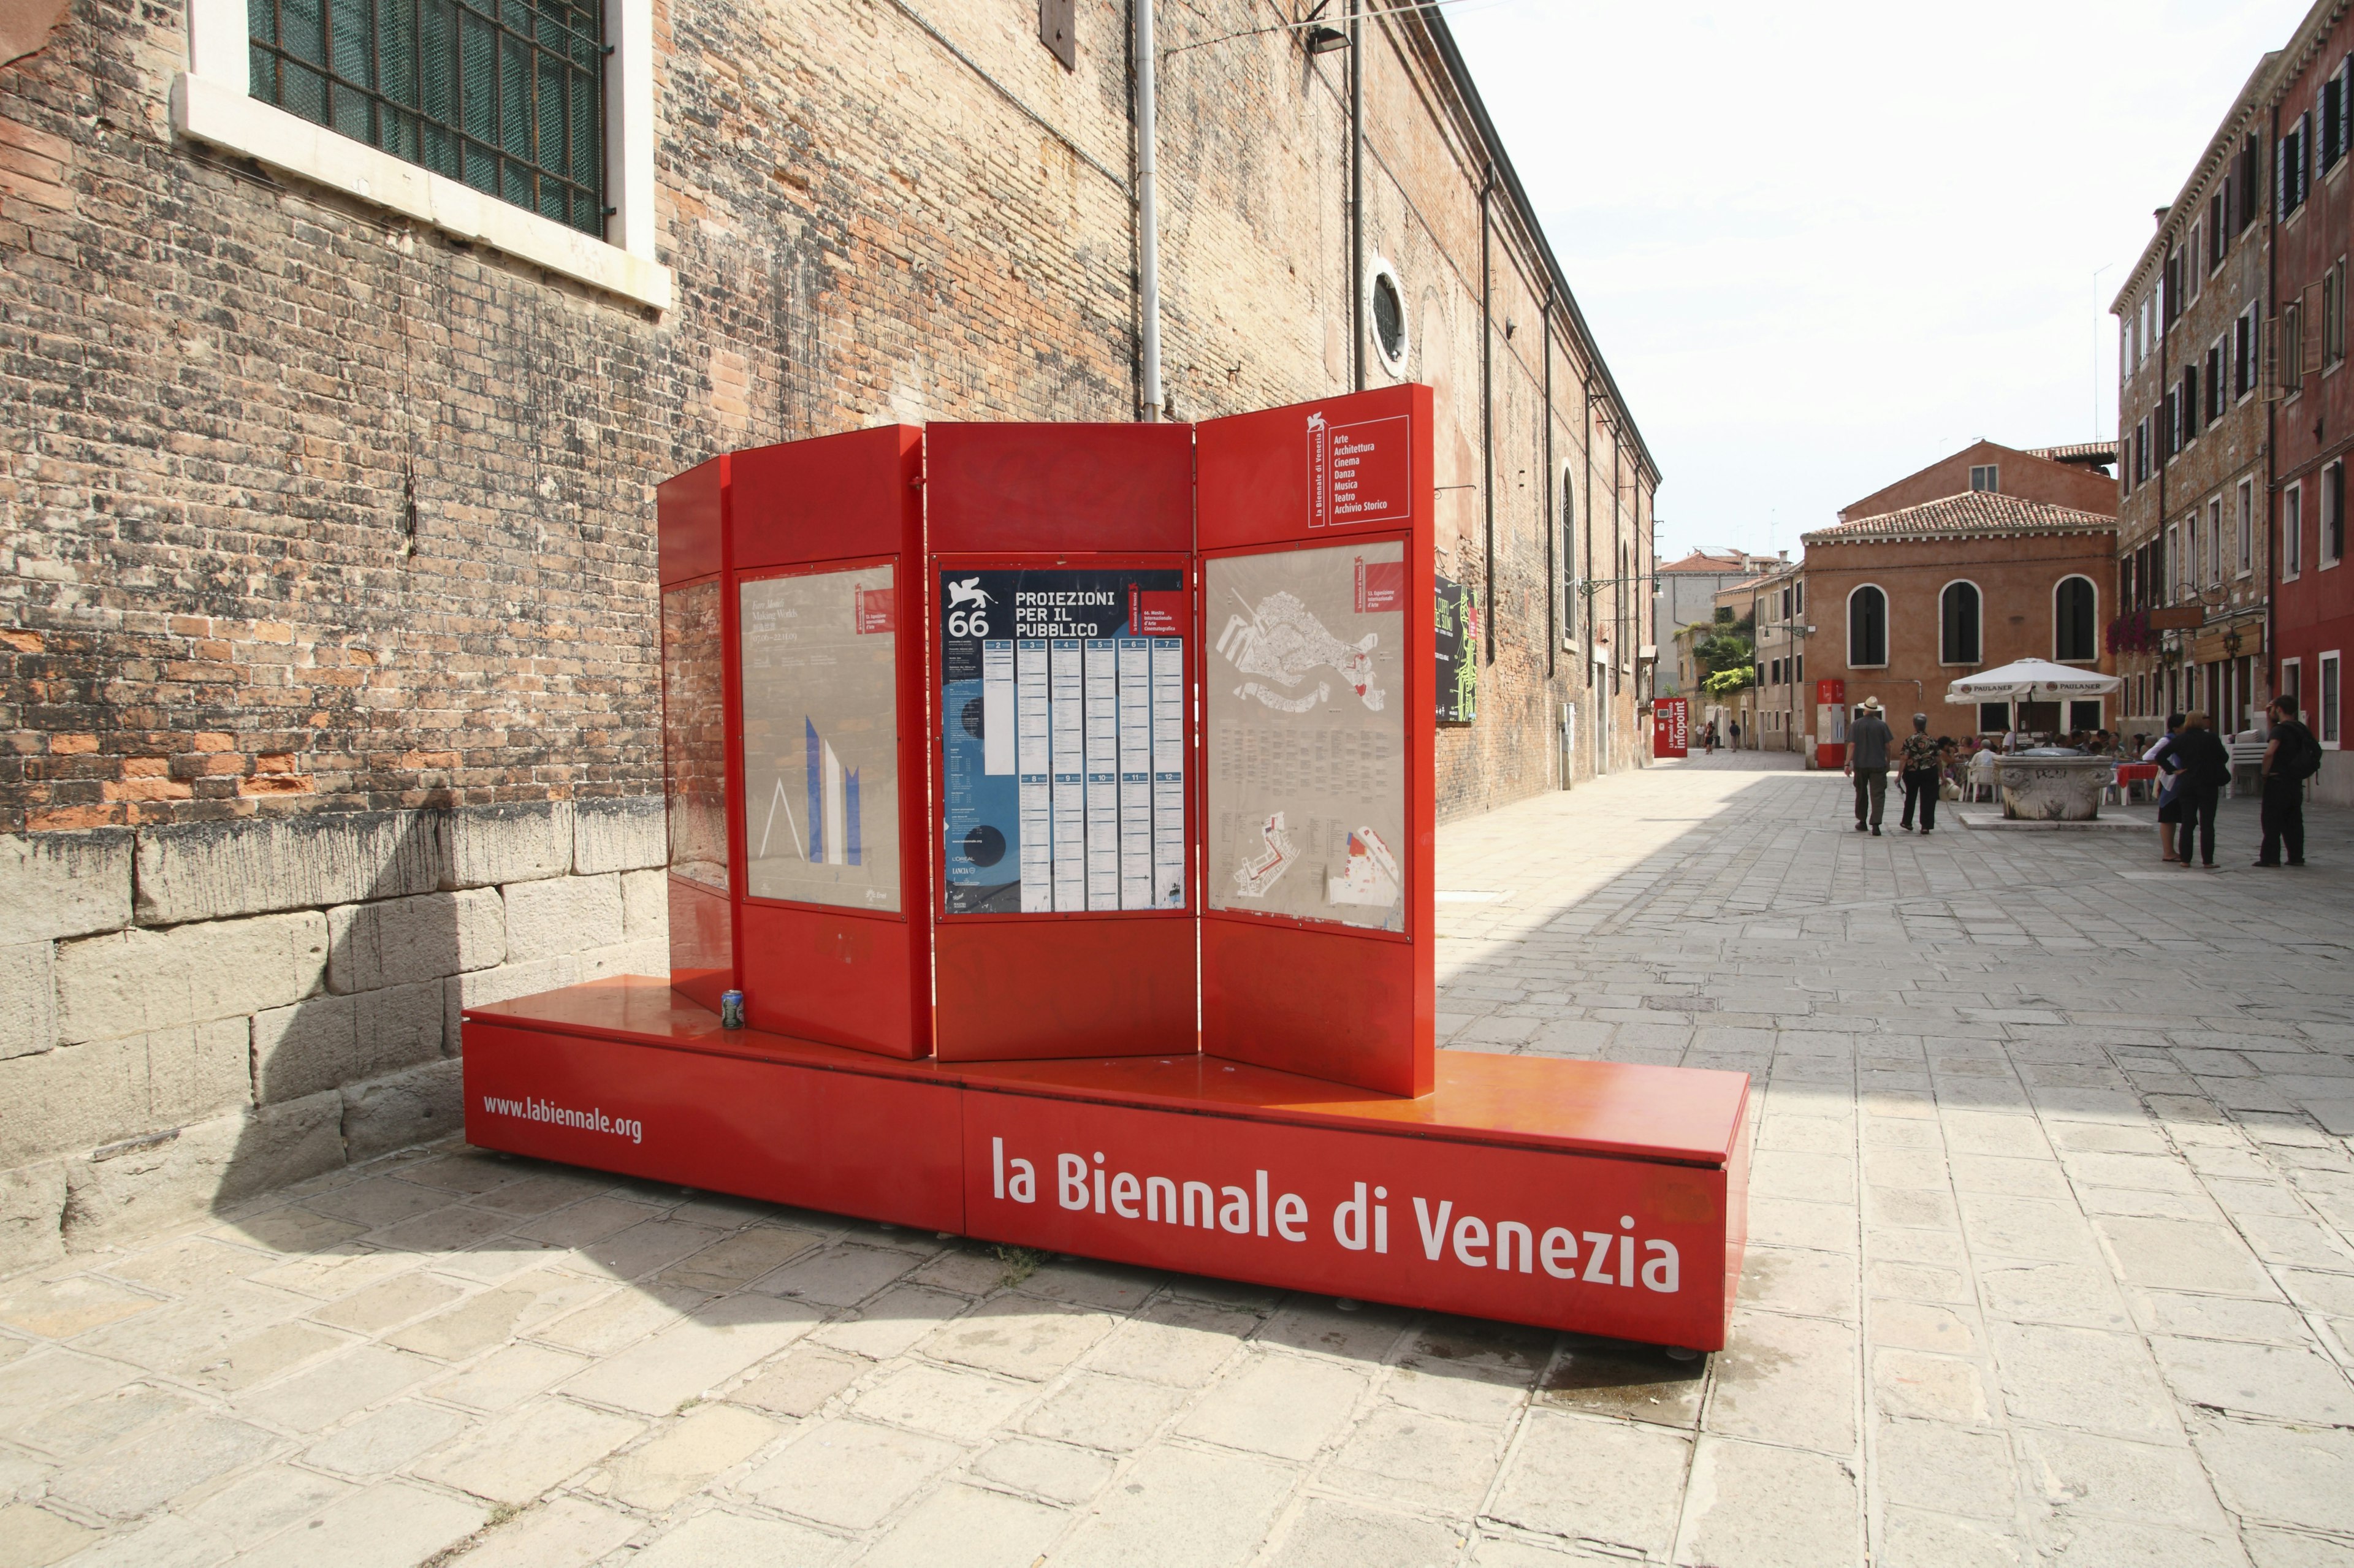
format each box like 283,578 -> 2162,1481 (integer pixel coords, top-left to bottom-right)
2109,53 -> 2276,745
1806,442 -> 2119,745
1655,547 -> 1786,696
2264,4 -> 2354,800
1705,560 -> 1808,752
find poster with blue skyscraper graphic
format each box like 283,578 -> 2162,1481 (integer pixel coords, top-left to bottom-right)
739,565 -> 901,911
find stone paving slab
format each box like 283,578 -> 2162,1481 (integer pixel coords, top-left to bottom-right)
1,758 -> 2351,1564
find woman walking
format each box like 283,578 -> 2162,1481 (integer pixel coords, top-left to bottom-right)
2168,712 -> 2233,869
1898,714 -> 1943,834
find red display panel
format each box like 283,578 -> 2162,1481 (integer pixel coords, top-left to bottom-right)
729,428 -> 930,1058
657,453 -> 733,1014
924,425 -> 1198,1062
655,430 -> 933,1058
1195,388 -> 1436,1097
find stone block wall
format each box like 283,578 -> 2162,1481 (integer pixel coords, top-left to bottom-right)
0,798 -> 666,1269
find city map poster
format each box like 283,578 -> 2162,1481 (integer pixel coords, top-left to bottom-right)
938,568 -> 1188,916
737,564 -> 902,913
1434,574 -> 1479,726
1206,540 -> 1407,932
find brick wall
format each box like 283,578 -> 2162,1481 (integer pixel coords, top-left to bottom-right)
0,0 -> 1657,1261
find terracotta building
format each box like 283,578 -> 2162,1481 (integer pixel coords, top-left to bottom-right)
1805,443 -> 2118,744
0,4 -> 1656,1262
2266,4 -> 2354,801
2110,54 -> 2279,743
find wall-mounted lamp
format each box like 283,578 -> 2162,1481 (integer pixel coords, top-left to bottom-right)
1305,25 -> 1349,53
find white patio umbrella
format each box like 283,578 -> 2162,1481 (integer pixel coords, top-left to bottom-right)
1943,658 -> 2121,706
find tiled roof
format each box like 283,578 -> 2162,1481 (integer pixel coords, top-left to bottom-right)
1659,549 -> 1770,574
2025,441 -> 2119,466
1802,491 -> 2116,545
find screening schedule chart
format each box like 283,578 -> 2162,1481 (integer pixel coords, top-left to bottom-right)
1002,635 -> 1184,911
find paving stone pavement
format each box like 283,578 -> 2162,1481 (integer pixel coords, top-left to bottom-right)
3,756 -> 2352,1567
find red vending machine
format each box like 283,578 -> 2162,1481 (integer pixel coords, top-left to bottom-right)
655,428 -> 935,1058
923,424 -> 1200,1061
1194,387 -> 1436,1097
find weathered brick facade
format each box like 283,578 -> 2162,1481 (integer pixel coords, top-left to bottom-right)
2112,61 -> 2276,744
0,0 -> 1656,1261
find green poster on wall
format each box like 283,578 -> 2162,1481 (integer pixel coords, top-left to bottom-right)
1434,576 -> 1478,726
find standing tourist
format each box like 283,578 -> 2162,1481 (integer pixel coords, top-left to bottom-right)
2256,696 -> 2320,867
1845,698 -> 1894,835
1898,713 -> 1943,834
2145,714 -> 2185,863
1729,718 -> 1742,752
2167,713 -> 2232,869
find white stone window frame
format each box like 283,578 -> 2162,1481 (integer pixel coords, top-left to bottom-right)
172,0 -> 670,312
2321,649 -> 2342,748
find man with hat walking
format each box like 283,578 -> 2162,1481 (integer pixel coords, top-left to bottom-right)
1845,697 -> 1894,835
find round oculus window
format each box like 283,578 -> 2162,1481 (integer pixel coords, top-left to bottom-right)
1366,259 -> 1408,373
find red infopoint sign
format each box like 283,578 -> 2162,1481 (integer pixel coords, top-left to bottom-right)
1653,696 -> 1689,759
466,399 -> 1752,1350
1815,678 -> 1849,770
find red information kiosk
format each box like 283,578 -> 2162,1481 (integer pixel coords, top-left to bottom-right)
463,393 -> 1752,1351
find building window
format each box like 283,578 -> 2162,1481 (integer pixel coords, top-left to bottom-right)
2186,226 -> 2203,303
1560,470 -> 1577,644
2323,651 -> 2342,747
2283,657 -> 2303,716
2235,303 -> 2258,398
2068,699 -> 2103,733
2286,483 -> 2304,579
2329,59 -> 2350,170
2134,419 -> 2149,485
2165,523 -> 2181,602
248,0 -> 608,237
1968,464 -> 1998,492
2207,495 -> 2223,585
1979,701 -> 2011,733
2238,478 -> 2255,574
1940,580 -> 1981,664
2054,576 -> 2098,662
1848,585 -> 1887,668
2206,338 -> 2226,422
2283,300 -> 2307,393
2281,111 -> 2312,219
1366,257 -> 1409,375
2209,189 -> 2228,267
2325,460 -> 2346,567
2163,247 -> 2182,322
2329,259 -> 2349,368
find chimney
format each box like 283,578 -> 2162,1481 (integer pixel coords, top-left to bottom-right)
2153,208 -> 2167,230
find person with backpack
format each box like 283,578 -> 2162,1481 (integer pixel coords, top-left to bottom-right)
2167,712 -> 2233,869
2257,696 -> 2320,867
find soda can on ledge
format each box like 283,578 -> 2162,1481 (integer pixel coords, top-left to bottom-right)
719,990 -> 745,1030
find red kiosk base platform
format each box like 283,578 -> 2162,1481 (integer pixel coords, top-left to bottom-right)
463,978 -> 1750,1351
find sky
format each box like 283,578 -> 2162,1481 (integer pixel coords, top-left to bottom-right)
1447,0 -> 2314,563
